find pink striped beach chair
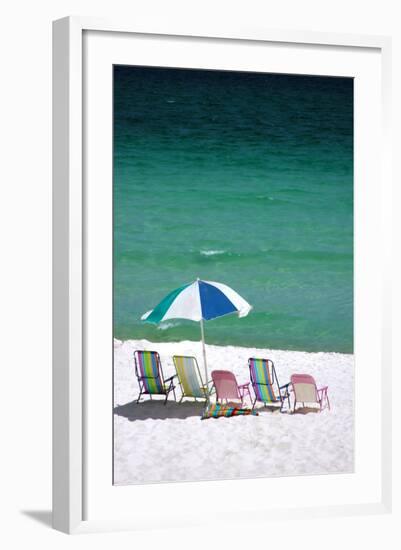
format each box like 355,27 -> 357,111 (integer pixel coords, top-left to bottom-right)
211,370 -> 252,407
290,374 -> 330,412
134,350 -> 177,404
248,357 -> 291,412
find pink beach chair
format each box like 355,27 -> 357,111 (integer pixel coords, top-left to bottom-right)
290,374 -> 330,412
211,370 -> 252,407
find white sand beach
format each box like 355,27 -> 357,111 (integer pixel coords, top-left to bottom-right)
114,339 -> 354,485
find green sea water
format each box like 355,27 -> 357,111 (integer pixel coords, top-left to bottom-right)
113,66 -> 353,353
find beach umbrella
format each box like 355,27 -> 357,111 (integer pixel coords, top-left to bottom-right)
141,278 -> 252,390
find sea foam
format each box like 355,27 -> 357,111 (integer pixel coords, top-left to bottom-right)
200,249 -> 226,256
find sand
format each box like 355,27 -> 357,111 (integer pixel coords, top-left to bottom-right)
113,339 -> 354,485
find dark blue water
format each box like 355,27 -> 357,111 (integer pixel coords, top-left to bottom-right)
114,66 -> 353,353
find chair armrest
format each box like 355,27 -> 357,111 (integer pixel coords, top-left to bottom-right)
238,382 -> 250,389
279,382 -> 290,390
317,386 -> 328,393
164,374 -> 177,383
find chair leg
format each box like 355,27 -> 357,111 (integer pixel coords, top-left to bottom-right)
247,387 -> 252,406
322,389 -> 330,411
136,389 -> 143,404
163,381 -> 176,405
164,384 -> 171,405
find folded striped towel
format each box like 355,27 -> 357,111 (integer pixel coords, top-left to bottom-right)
201,403 -> 258,420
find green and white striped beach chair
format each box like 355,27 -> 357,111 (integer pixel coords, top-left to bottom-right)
173,355 -> 213,402
248,357 -> 291,412
134,350 -> 177,404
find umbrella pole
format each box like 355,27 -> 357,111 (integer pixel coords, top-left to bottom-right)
199,317 -> 209,396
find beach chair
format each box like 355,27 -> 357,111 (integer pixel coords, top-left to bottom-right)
134,350 -> 177,404
173,355 -> 213,402
211,370 -> 252,407
290,374 -> 330,412
248,358 -> 291,412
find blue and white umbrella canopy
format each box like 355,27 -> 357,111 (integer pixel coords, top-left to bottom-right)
141,279 -> 252,392
141,279 -> 252,323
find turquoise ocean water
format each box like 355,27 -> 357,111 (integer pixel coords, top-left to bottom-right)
114,67 -> 353,353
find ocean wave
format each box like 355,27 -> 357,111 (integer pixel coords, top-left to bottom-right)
200,249 -> 226,256
256,195 -> 275,201
157,320 -> 182,330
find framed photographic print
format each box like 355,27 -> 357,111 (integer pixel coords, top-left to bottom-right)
53,17 -> 392,534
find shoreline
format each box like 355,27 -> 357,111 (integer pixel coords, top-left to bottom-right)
114,337 -> 353,358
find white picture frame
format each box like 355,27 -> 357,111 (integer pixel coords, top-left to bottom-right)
52,16 -> 392,534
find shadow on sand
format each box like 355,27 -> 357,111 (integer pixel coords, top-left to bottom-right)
113,399 -> 307,421
114,399 -> 206,421
113,399 -> 303,421
292,406 -> 320,415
